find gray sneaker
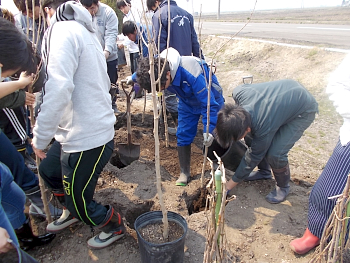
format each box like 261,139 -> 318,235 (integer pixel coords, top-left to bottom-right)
46,209 -> 79,232
168,127 -> 177,135
24,151 -> 37,171
29,202 -> 63,220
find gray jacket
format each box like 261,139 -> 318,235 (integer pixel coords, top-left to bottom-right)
0,90 -> 25,109
232,79 -> 318,182
93,2 -> 118,62
14,13 -> 44,55
33,1 -> 115,152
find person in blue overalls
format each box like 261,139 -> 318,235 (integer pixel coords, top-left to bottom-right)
133,48 -> 224,186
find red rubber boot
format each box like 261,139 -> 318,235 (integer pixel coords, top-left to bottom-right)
290,228 -> 320,255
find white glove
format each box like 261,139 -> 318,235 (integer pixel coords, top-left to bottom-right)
126,75 -> 134,85
203,133 -> 214,147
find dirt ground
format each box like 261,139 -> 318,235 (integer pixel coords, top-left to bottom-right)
20,9 -> 350,263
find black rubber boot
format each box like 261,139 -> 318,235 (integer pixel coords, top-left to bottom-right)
25,186 -> 62,219
244,157 -> 272,181
87,205 -> 126,249
15,217 -> 56,251
266,163 -> 291,204
176,145 -> 191,186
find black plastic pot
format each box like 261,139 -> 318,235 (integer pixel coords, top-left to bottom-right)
134,211 -> 188,263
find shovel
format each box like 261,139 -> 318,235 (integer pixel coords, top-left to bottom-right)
117,81 -> 140,166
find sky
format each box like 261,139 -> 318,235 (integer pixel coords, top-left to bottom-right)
1,0 -> 344,15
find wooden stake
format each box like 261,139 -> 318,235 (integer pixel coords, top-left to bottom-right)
24,0 -> 52,224
36,156 -> 53,223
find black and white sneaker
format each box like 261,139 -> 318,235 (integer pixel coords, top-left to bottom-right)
46,209 -> 79,232
87,225 -> 125,249
24,151 -> 37,171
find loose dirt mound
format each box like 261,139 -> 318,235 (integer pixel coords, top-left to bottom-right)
24,35 -> 347,263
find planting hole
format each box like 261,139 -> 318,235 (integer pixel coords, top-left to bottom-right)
124,200 -> 154,229
185,187 -> 209,215
110,152 -> 127,168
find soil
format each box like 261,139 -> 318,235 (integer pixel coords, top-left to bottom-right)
14,8 -> 349,263
139,221 -> 184,244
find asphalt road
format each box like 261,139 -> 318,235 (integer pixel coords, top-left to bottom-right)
195,22 -> 350,50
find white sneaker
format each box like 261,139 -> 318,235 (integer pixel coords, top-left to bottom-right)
46,209 -> 79,232
87,227 -> 125,249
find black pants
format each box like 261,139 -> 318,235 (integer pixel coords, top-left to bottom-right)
130,52 -> 140,74
107,59 -> 118,106
39,140 -> 114,226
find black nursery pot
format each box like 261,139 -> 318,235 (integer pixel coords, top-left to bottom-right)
134,211 -> 188,263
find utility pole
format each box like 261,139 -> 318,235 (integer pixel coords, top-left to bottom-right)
217,0 -> 221,20
191,0 -> 194,15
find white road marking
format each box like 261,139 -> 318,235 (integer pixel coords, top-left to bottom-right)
297,26 -> 350,31
209,35 -> 350,53
219,23 -> 251,26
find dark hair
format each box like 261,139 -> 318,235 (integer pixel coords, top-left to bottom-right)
214,104 -> 251,148
41,0 -> 69,13
14,0 -> 40,12
80,0 -> 98,8
146,0 -> 157,11
122,20 -> 136,36
0,17 -> 37,74
117,0 -> 130,9
136,57 -> 170,93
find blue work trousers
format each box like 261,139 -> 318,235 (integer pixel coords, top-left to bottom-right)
0,131 -> 38,191
0,162 -> 26,246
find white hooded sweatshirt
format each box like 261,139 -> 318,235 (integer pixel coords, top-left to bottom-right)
326,53 -> 350,146
33,1 -> 115,152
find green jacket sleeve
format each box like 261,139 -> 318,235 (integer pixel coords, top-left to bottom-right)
0,90 -> 26,109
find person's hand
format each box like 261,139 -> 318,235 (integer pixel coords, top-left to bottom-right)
103,50 -> 110,60
25,92 -> 35,106
17,72 -> 34,88
203,133 -> 214,147
0,228 -> 14,254
126,76 -> 134,85
31,142 -> 46,159
117,43 -> 124,49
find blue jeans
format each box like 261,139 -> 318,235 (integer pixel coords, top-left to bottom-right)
0,162 -> 27,246
0,130 -> 38,191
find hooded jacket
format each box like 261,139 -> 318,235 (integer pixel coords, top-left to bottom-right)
152,0 -> 202,58
326,53 -> 350,146
93,2 -> 118,62
33,1 -> 115,152
160,48 -> 224,133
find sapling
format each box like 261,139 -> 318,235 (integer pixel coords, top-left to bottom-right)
25,0 -> 52,223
